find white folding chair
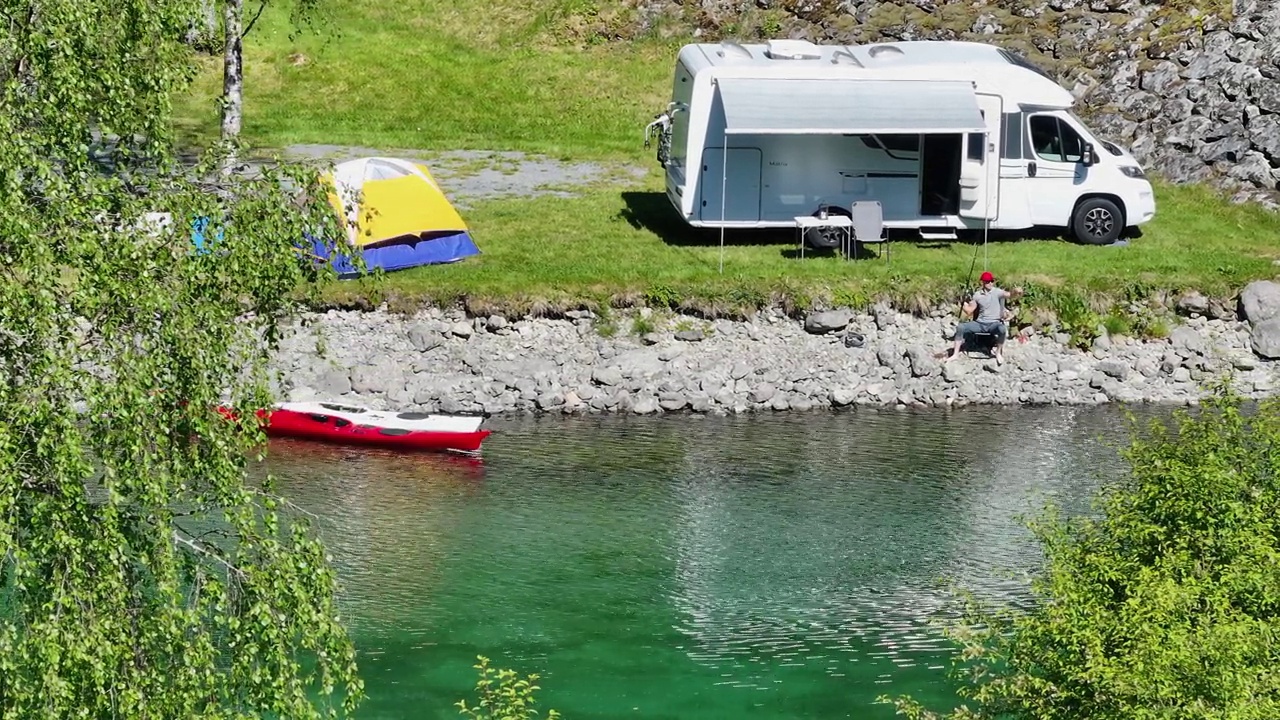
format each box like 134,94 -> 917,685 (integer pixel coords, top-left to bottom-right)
850,200 -> 888,263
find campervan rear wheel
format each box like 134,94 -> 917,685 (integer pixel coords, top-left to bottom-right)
1071,197 -> 1124,246
804,208 -> 850,250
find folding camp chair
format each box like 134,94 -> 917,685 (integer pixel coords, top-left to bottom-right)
849,201 -> 888,263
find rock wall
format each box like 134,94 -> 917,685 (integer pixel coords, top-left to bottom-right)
610,0 -> 1280,206
1093,0 -> 1279,206
268,300 -> 1279,416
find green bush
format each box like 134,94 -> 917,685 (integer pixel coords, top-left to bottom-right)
631,313 -> 658,336
1101,312 -> 1132,337
880,386 -> 1280,719
457,656 -> 561,720
1026,288 -> 1103,350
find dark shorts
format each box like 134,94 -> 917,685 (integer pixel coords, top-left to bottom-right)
958,320 -> 1006,343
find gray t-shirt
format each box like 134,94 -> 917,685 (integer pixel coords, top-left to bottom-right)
972,287 -> 1008,324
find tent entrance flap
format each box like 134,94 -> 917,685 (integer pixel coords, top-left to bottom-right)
716,77 -> 987,135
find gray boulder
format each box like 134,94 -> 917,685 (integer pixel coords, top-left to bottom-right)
750,383 -> 777,403
1240,280 -> 1280,324
1250,317 -> 1280,359
906,345 -> 938,377
877,343 -> 903,368
1231,354 -> 1258,371
407,322 -> 443,351
1207,297 -> 1236,321
805,309 -> 853,334
1169,325 -> 1206,355
1175,291 -> 1210,316
941,361 -> 968,383
591,367 -> 624,387
536,392 -> 565,411
830,386 -> 857,407
1097,360 -> 1130,380
632,396 -> 659,415
873,304 -> 897,330
316,367 -> 352,396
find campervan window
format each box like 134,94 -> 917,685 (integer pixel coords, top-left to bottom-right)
1029,115 -> 1084,164
670,62 -> 693,170
1000,112 -> 1023,160
966,133 -> 984,161
859,134 -> 920,160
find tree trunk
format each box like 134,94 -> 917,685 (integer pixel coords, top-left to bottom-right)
221,0 -> 244,149
184,0 -> 221,52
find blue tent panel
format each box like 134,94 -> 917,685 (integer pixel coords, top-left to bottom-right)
307,232 -> 481,277
191,216 -> 225,255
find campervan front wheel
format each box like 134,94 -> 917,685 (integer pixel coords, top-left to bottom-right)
1071,197 -> 1124,246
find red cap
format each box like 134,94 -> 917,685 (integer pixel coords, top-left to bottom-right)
980,271 -> 995,283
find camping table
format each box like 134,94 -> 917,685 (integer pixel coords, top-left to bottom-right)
795,215 -> 853,259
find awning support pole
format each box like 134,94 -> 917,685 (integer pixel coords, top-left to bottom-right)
984,129 -> 991,272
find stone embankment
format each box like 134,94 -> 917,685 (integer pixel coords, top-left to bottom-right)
268,282 -> 1280,415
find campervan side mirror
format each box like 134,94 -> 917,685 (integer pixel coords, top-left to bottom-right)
1082,143 -> 1096,167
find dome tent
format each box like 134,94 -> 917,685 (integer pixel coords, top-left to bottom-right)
309,157 -> 480,276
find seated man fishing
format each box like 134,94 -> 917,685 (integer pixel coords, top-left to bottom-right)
945,271 -> 1023,365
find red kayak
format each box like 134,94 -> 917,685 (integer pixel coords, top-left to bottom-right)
234,401 -> 491,453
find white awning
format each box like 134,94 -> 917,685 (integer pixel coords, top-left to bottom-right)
715,77 -> 987,135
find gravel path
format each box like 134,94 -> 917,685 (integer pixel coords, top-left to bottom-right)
283,144 -> 647,209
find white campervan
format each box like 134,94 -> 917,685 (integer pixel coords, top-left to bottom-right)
644,39 -> 1156,246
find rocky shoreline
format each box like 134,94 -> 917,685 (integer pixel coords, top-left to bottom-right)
268,285 -> 1280,415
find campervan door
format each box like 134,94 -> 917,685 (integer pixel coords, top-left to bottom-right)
958,92 -> 1004,223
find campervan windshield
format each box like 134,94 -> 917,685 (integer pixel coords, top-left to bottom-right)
1066,110 -> 1126,157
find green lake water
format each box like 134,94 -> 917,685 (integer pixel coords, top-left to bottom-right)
263,404 -> 1156,719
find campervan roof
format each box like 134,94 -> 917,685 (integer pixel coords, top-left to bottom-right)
682,39 -> 1074,109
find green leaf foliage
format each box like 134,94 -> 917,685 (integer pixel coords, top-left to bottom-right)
0,0 -> 363,717
880,385 -> 1280,720
456,656 -> 562,720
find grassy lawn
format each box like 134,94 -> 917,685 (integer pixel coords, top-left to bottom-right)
174,0 -> 678,159
174,0 -> 1280,315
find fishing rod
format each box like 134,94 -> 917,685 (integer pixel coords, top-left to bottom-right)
955,237 -> 983,318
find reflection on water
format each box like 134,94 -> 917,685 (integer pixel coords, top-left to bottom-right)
663,405 -> 1109,693
260,405 -> 1157,720
263,439 -> 487,635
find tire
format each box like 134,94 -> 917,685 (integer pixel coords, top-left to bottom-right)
1071,197 -> 1124,245
804,207 -> 850,250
